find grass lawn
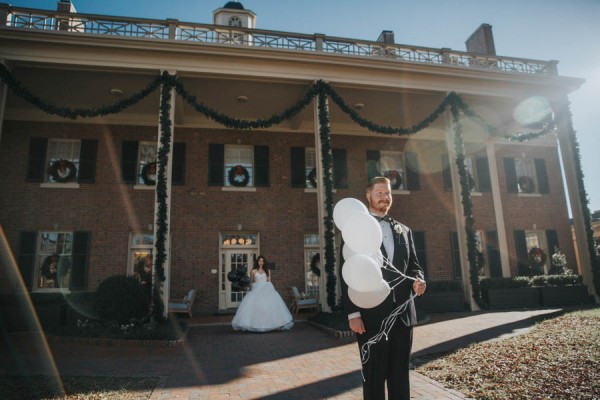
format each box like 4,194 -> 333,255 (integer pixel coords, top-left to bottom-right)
415,307 -> 600,399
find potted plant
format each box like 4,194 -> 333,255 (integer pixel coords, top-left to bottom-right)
480,276 -> 540,309
532,274 -> 589,306
414,280 -> 465,312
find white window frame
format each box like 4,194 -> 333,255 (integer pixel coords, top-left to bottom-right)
515,158 -> 538,194
128,232 -> 155,278
379,150 -> 406,191
35,231 -> 73,291
224,144 -> 254,189
304,234 -> 320,298
525,230 -> 549,274
135,141 -> 157,187
41,139 -> 81,188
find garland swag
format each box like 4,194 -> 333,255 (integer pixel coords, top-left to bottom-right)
1,65 -> 596,309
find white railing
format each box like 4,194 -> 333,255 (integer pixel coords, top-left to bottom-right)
0,4 -> 558,75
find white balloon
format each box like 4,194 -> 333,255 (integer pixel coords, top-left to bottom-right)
342,253 -> 383,292
333,198 -> 368,230
341,213 -> 382,255
342,245 -> 383,269
348,280 -> 391,309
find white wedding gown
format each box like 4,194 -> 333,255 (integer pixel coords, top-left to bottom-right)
231,272 -> 294,332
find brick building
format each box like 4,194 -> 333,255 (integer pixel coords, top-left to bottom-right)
0,1 -> 595,315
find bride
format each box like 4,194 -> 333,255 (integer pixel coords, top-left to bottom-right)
232,255 -> 294,332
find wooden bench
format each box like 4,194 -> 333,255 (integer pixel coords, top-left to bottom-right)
168,289 -> 196,317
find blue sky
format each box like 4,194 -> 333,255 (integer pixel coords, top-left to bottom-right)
9,0 -> 600,211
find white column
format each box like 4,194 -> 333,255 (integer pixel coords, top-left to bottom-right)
314,91 -> 332,312
485,139 -> 510,276
154,70 -> 176,317
556,108 -> 598,300
444,110 -> 479,310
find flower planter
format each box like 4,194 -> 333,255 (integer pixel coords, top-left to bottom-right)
540,285 -> 589,306
415,291 -> 465,313
487,288 -> 540,309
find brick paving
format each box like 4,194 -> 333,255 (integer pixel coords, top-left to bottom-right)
1,308 -> 565,399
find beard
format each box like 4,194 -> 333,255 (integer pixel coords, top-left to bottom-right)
370,199 -> 391,214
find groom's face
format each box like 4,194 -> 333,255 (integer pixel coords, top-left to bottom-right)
367,182 -> 392,214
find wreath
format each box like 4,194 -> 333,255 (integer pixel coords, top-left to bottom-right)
310,253 -> 321,277
49,159 -> 77,183
518,175 -> 535,193
141,161 -> 157,185
307,168 -> 317,188
528,247 -> 547,275
384,169 -> 403,190
228,165 -> 250,187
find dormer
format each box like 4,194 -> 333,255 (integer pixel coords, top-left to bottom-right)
213,1 -> 257,29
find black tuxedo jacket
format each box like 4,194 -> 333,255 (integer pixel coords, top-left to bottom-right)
340,217 -> 424,330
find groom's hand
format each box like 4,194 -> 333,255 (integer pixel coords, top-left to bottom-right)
349,317 -> 366,334
413,279 -> 426,296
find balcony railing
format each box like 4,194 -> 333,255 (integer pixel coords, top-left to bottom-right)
0,4 -> 558,75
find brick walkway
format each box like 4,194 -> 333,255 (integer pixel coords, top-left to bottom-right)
1,308 -> 564,399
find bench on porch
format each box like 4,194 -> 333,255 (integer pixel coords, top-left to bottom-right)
168,289 -> 196,317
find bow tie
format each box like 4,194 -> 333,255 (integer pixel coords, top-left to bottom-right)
373,215 -> 391,223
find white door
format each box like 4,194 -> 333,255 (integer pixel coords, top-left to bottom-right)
221,250 -> 256,309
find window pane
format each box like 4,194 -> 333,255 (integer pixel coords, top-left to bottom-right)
37,232 -> 73,289
225,145 -> 254,187
305,148 -> 317,188
47,140 -> 81,182
304,234 -> 319,246
137,142 -> 157,184
380,151 -> 405,190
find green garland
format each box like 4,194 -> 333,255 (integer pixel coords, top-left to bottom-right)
316,88 -> 338,310
2,65 -> 596,310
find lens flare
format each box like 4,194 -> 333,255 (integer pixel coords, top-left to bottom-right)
513,96 -> 552,126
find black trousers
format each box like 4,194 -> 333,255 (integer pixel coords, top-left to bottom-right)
356,321 -> 413,400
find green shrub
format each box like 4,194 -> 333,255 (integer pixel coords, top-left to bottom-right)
480,277 -> 532,291
426,280 -> 463,292
531,274 -> 583,287
94,275 -> 150,324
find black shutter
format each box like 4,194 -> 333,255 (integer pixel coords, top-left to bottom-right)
70,231 -> 90,290
78,139 -> 98,183
366,150 -> 380,182
450,231 -> 462,280
208,143 -> 225,186
254,145 -> 270,187
546,229 -> 559,261
476,156 -> 491,192
514,230 -> 529,275
121,141 -> 138,184
413,231 -> 427,278
290,147 -> 306,188
535,159 -> 549,194
27,137 -> 47,182
332,148 -> 348,189
485,230 -> 502,278
406,152 -> 420,190
18,231 -> 37,289
504,157 -> 518,193
172,142 -> 185,185
442,154 -> 453,191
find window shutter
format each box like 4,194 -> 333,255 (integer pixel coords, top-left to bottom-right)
27,137 -> 47,182
413,231 -> 427,278
442,154 -> 453,191
450,231 -> 462,280
172,142 -> 186,185
366,150 -> 380,182
290,147 -> 306,188
485,230 -> 502,277
513,230 -> 528,275
121,141 -> 138,184
208,143 -> 224,186
503,157 -> 518,193
18,231 -> 37,289
254,145 -> 270,187
476,156 -> 491,192
535,159 -> 549,194
78,139 -> 98,183
70,231 -> 90,290
332,148 -> 348,189
546,229 -> 559,261
406,152 -> 420,190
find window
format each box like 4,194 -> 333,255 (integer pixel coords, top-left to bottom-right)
225,145 -> 254,187
305,148 -> 317,188
304,234 -> 320,298
36,232 -> 73,289
129,233 -> 154,278
290,147 -> 347,189
221,233 -> 258,246
136,142 -> 157,185
228,16 -> 242,27
514,229 -> 550,275
443,154 -> 491,193
367,150 -> 419,190
474,231 -> 486,277
504,157 -> 549,194
46,139 -> 81,183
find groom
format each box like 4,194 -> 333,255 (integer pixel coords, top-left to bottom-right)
340,176 -> 426,400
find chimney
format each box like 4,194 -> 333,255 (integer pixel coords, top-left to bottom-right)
377,30 -> 395,45
465,23 -> 496,55
57,1 -> 76,13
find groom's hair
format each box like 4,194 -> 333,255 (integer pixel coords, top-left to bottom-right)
366,176 -> 390,192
